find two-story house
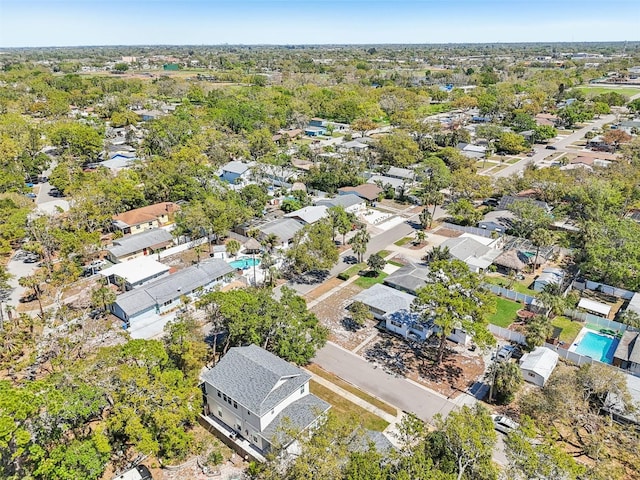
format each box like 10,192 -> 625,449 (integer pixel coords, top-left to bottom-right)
201,345 -> 330,454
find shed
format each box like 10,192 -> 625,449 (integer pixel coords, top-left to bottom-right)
577,298 -> 611,317
519,347 -> 559,387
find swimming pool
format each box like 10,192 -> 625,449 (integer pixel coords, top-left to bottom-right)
573,331 -> 619,364
229,257 -> 261,269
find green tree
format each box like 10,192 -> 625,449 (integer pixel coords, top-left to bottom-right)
434,404 -> 497,480
525,315 -> 552,350
225,239 -> 241,257
414,260 -> 495,364
446,199 -> 483,226
163,315 -> 208,380
328,205 -> 351,244
375,131 -> 420,167
348,227 -> 370,263
530,228 -> 555,272
90,282 -> 116,312
349,301 -> 373,328
367,253 -> 386,275
286,221 -> 339,274
48,122 -> 102,161
507,200 -> 552,239
496,131 -> 528,154
487,360 -> 523,404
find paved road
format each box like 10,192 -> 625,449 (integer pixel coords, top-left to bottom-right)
492,113 -> 617,178
313,342 -> 460,422
4,250 -> 40,308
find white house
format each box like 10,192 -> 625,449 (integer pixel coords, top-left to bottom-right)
201,344 -> 330,454
99,256 -> 170,291
352,283 -> 416,320
519,347 -> 559,387
316,194 -> 366,215
384,309 -> 435,342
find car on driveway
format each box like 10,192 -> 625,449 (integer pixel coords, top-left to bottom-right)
545,145 -> 557,150
496,345 -> 516,362
491,414 -> 519,434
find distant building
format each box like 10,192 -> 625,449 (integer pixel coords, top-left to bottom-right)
106,228 -> 175,263
220,161 -> 253,184
316,194 -> 365,214
338,184 -> 383,203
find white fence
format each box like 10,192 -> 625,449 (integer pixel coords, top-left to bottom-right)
440,222 -> 497,239
488,324 -> 527,344
543,343 -> 597,366
485,284 -> 537,305
563,309 -> 628,332
572,280 -> 635,300
158,237 -> 209,259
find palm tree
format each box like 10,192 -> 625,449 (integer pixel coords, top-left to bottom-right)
530,228 -> 555,273
225,239 -> 241,258
425,245 -> 450,263
348,228 -> 370,263
414,230 -> 427,246
18,271 -> 46,318
537,284 -> 568,319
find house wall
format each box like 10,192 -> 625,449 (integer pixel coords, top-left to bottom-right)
221,171 -> 243,184
203,381 -> 311,453
521,369 -> 545,387
447,328 -> 470,345
128,219 -> 160,234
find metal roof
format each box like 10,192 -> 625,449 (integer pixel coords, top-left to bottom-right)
284,206 -> 328,225
519,347 -> 559,382
99,256 -> 170,284
107,229 -> 174,259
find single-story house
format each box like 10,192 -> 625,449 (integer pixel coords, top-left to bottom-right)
367,175 -> 406,195
136,109 -> 165,121
256,218 -> 305,247
316,194 -> 366,214
201,344 -> 330,454
385,166 -> 415,181
112,202 -> 180,235
613,331 -> 640,375
478,209 -> 515,233
338,184 -> 383,203
220,161 -> 253,184
383,262 -> 430,295
304,126 -> 327,137
284,206 -> 328,225
626,292 -> 640,316
533,267 -> 565,292
519,347 -> 559,387
440,236 -> 501,273
110,258 -> 234,327
340,140 -> 369,152
309,117 -> 349,131
99,256 -> 170,291
457,142 -> 487,159
577,298 -> 612,318
535,113 -> 558,127
352,283 -> 415,320
384,309 -> 435,342
106,228 -> 175,263
498,195 -> 551,213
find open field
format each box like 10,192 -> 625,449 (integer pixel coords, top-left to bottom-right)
310,381 -> 389,431
573,86 -> 640,97
306,364 -> 397,416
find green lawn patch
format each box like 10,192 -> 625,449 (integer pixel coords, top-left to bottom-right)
310,381 -> 389,431
550,316 -> 583,344
307,365 -> 397,416
485,276 -> 536,296
422,103 -> 453,115
488,297 -> 522,328
339,263 -> 366,280
376,250 -> 391,258
388,260 -> 404,267
573,86 -> 640,97
354,271 -> 388,289
394,237 -> 412,247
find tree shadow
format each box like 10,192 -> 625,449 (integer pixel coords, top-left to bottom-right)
341,316 -> 364,332
289,270 -> 330,285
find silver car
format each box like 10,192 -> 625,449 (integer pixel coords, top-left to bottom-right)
491,414 -> 519,434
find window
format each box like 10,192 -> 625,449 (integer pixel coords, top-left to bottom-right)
217,391 -> 221,398
300,385 -> 305,394
223,394 -> 227,402
390,320 -> 403,328
148,222 -> 153,227
233,401 -> 237,409
217,407 -> 222,417
253,435 -> 258,443
163,299 -> 173,306
247,410 -> 251,416
528,372 -> 536,378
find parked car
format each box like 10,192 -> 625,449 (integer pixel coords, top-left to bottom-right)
25,192 -> 37,199
491,414 -> 519,434
23,254 -> 39,263
545,145 -> 557,150
496,345 -> 516,362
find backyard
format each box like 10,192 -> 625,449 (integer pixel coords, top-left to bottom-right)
485,274 -> 536,296
488,297 -> 522,327
550,316 -> 583,344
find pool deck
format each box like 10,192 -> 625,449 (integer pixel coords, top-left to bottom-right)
568,327 -> 591,352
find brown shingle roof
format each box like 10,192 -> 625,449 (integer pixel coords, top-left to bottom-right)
338,184 -> 383,202
113,202 -> 180,227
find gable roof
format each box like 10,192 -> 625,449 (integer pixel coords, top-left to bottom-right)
316,194 -> 364,210
258,218 -> 305,244
498,195 -> 550,212
440,236 -> 501,270
386,166 -> 415,180
222,161 -> 251,175
367,175 -> 405,190
107,228 -> 174,259
284,205 -> 328,224
114,259 -> 234,317
338,184 -> 383,202
614,331 -> 640,365
384,262 -> 430,294
202,344 -> 311,416
519,347 -> 559,381
112,202 -> 180,228
352,283 -> 416,315
261,394 -> 331,445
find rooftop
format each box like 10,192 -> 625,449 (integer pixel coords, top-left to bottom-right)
112,202 -> 180,228
99,256 -> 170,284
338,184 -> 383,202
613,331 -> 640,365
316,194 -> 364,210
284,205 -> 328,224
107,228 -> 174,259
352,283 -> 416,315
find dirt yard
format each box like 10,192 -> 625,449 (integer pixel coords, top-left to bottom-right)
305,277 -> 343,302
310,283 -> 379,351
363,333 -> 485,399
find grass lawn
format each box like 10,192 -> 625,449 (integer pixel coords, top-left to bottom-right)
394,237 -> 412,247
388,260 -> 404,267
422,103 -> 452,115
354,271 -> 388,289
551,316 -> 583,344
488,297 -> 522,327
307,364 -> 397,416
485,276 -> 536,296
376,250 -> 391,258
573,86 -> 640,97
310,381 -> 389,431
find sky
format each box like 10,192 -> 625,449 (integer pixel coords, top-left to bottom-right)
0,0 -> 638,47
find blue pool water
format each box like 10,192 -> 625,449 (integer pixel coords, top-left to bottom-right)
574,331 -> 619,364
229,258 -> 261,269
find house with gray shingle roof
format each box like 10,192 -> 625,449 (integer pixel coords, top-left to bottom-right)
201,345 -> 330,453
106,228 -> 175,263
352,283 -> 416,319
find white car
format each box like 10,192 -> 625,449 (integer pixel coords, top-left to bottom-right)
491,414 -> 519,434
496,345 -> 516,362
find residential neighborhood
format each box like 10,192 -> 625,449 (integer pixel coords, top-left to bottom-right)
1,34 -> 640,480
